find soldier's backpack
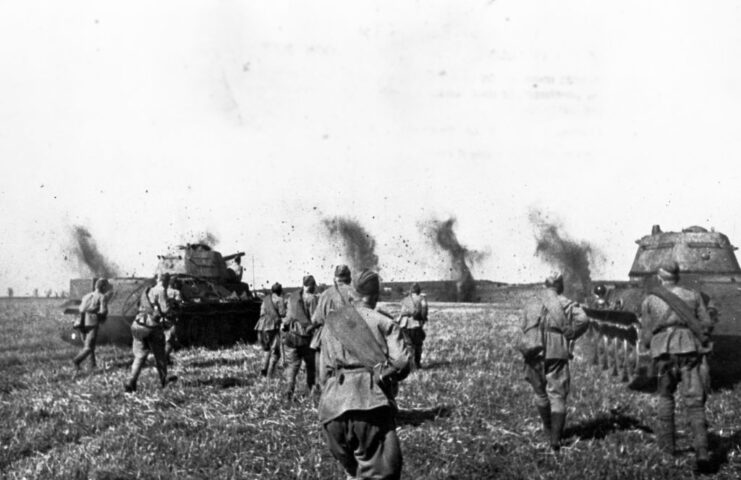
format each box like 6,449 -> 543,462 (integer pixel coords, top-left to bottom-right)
516,302 -> 547,360
411,296 -> 425,321
283,292 -> 313,348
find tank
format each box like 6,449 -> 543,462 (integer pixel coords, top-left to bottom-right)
60,244 -> 262,348
587,225 -> 741,389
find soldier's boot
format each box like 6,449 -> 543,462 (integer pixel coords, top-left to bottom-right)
536,405 -> 552,440
656,396 -> 676,455
550,412 -> 566,452
688,405 -> 711,473
124,381 -> 137,393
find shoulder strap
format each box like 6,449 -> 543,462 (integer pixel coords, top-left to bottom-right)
291,291 -> 312,327
324,305 -> 388,368
263,294 -> 279,319
648,286 -> 705,341
539,290 -> 568,327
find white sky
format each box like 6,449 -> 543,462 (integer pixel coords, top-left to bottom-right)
1,1 -> 741,294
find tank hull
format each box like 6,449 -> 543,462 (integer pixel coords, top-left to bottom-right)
60,277 -> 261,348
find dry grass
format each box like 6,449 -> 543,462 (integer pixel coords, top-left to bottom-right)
1,298 -> 741,479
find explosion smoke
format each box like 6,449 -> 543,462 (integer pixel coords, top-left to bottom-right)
69,226 -> 120,278
423,218 -> 484,302
322,216 -> 379,274
528,209 -> 594,300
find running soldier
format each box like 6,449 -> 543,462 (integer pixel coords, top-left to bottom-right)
310,265 -> 355,378
72,278 -> 109,371
318,270 -> 412,480
125,275 -> 173,392
282,275 -> 319,400
397,282 -> 429,369
518,272 -> 590,451
640,262 -> 714,472
255,282 -> 286,378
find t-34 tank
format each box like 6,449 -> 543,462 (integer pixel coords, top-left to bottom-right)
587,225 -> 741,388
61,244 -> 261,348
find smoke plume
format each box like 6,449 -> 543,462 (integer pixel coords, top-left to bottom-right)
322,216 -> 379,274
69,226 -> 120,278
187,231 -> 219,248
422,217 -> 485,302
528,209 -> 595,300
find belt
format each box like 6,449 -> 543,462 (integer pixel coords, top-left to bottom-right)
652,323 -> 689,335
546,326 -> 563,334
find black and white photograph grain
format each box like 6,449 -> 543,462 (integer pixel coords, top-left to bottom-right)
1,1 -> 741,479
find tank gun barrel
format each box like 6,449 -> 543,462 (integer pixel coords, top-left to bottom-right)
222,252 -> 246,262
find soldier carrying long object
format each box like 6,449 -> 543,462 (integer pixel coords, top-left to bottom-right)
517,272 -> 590,452
640,261 -> 715,472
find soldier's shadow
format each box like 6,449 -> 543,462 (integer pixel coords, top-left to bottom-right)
704,429 -> 741,474
422,360 -> 452,370
183,375 -> 255,389
396,405 -> 454,427
565,409 -> 652,441
187,357 -> 249,369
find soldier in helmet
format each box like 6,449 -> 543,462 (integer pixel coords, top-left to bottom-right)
125,275 -> 173,392
72,278 -> 109,371
255,282 -> 287,378
281,275 -> 320,400
396,282 -> 429,369
518,272 -> 590,451
640,262 -> 714,472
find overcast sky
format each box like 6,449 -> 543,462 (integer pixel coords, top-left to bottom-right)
2,1 -> 741,294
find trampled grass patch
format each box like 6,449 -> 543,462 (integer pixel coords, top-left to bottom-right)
1,298 -> 740,479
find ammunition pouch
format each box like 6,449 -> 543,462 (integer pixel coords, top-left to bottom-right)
282,319 -> 312,349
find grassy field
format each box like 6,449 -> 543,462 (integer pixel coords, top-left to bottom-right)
1,298 -> 741,479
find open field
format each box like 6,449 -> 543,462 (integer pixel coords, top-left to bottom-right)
2,298 -> 741,479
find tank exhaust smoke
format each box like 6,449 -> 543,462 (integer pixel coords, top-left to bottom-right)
528,209 -> 594,300
69,226 -> 120,278
322,216 -> 379,274
422,217 -> 484,302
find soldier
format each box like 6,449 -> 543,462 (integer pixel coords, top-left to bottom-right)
164,276 -> 183,364
518,272 -> 590,451
255,282 -> 286,378
125,276 -> 172,392
72,278 -> 109,371
640,262 -> 714,471
396,282 -> 429,369
310,265 -> 355,377
282,275 -> 319,400
318,270 -> 412,480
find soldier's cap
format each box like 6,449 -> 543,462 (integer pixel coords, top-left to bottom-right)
657,262 -> 680,280
302,275 -> 316,287
544,272 -> 564,288
411,282 -> 421,294
271,282 -> 283,295
334,264 -> 351,282
353,269 -> 380,296
95,278 -> 109,290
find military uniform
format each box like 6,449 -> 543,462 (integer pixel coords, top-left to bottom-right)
397,288 -> 428,368
125,285 -> 171,392
640,266 -> 714,467
282,288 -> 319,399
318,270 -> 412,480
521,276 -> 590,450
72,282 -> 108,370
255,289 -> 286,377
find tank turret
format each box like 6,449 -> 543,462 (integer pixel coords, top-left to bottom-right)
60,244 -> 261,348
